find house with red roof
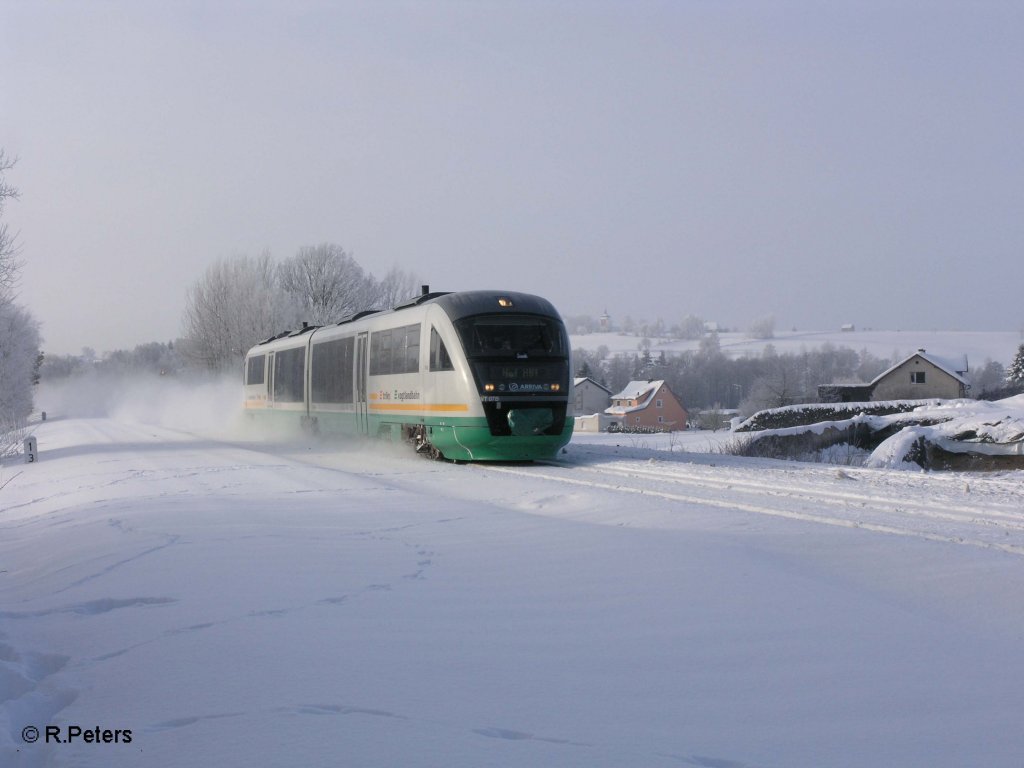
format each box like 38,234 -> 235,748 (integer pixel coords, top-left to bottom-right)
604,380 -> 688,432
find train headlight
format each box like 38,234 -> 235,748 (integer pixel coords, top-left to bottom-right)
550,383 -> 561,392
497,297 -> 514,308
484,383 -> 496,392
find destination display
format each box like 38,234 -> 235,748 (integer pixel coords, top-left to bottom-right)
478,362 -> 566,393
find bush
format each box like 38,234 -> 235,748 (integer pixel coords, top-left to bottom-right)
607,423 -> 675,434
734,400 -> 940,432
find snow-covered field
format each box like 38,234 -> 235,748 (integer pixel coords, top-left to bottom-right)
571,328 -> 1023,366
3,381 -> 1024,767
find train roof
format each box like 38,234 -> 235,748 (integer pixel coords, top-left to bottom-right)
255,323 -> 319,346
428,290 -> 562,321
248,290 -> 563,351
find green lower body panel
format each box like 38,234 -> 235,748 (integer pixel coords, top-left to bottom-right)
427,421 -> 573,462
249,408 -> 572,462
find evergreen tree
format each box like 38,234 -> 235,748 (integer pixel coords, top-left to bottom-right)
1008,343 -> 1024,384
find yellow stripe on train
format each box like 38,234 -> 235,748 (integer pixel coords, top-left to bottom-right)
368,403 -> 470,412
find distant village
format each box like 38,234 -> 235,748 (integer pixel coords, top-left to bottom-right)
565,310 -> 1024,433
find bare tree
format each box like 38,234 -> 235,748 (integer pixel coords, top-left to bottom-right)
0,302 -> 41,456
969,359 -> 1005,396
370,265 -> 421,309
0,150 -> 42,456
0,149 -> 20,297
675,314 -> 705,340
181,252 -> 295,371
278,243 -> 375,324
738,345 -> 801,416
181,246 -> 422,371
747,314 -> 776,340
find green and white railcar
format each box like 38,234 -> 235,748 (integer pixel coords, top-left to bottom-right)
243,290 -> 573,461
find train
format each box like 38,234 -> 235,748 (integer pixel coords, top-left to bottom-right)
242,289 -> 574,461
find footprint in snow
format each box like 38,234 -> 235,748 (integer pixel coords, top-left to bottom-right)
473,727 -> 590,747
148,712 -> 245,732
293,703 -> 406,719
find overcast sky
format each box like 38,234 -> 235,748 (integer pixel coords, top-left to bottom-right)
3,0 -> 1023,355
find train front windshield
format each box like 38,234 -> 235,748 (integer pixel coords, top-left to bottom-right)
455,315 -> 567,358
454,314 -> 569,395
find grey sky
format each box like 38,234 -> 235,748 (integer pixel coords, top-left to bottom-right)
3,0 -> 1022,355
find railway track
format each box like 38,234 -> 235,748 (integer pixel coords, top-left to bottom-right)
477,454 -> 1024,557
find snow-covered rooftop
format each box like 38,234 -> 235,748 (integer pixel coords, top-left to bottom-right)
609,379 -> 662,402
871,349 -> 970,386
606,379 -> 665,415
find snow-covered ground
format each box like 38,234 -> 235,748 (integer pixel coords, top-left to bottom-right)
3,383 -> 1024,767
726,396 -> 1024,470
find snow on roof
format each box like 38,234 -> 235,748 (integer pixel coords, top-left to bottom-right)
610,379 -> 662,400
871,349 -> 969,386
605,380 -> 664,414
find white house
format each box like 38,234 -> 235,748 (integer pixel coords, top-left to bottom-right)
573,377 -> 612,416
870,349 -> 969,401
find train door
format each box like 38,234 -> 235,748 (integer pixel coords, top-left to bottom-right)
355,332 -> 369,434
267,351 -> 276,408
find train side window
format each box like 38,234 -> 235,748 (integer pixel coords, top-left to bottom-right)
370,328 -> 394,375
371,323 -> 421,375
430,327 -> 453,372
273,347 -> 306,402
403,324 -> 420,373
311,337 -> 355,403
246,354 -> 266,385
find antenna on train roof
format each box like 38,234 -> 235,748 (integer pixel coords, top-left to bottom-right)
392,285 -> 451,311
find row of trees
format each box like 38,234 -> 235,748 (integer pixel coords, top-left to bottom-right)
181,245 -> 419,371
41,341 -> 182,381
40,246 -> 420,384
0,149 -> 42,455
563,312 -> 777,340
575,337 -> 889,416
575,335 -> 1024,418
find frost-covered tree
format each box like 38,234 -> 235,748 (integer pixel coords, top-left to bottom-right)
675,314 -> 705,340
370,265 -> 420,310
42,341 -> 183,382
0,302 -> 41,437
181,252 -> 295,371
698,330 -> 722,359
605,353 -> 636,393
971,359 -> 1007,396
855,347 -> 890,383
0,149 -> 20,296
0,151 -> 41,455
747,314 -> 775,340
564,314 -> 598,335
734,345 -> 808,416
182,246 -> 420,371
278,243 -> 375,325
1008,344 -> 1024,384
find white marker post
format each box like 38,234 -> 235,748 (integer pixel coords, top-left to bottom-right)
24,436 -> 37,463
